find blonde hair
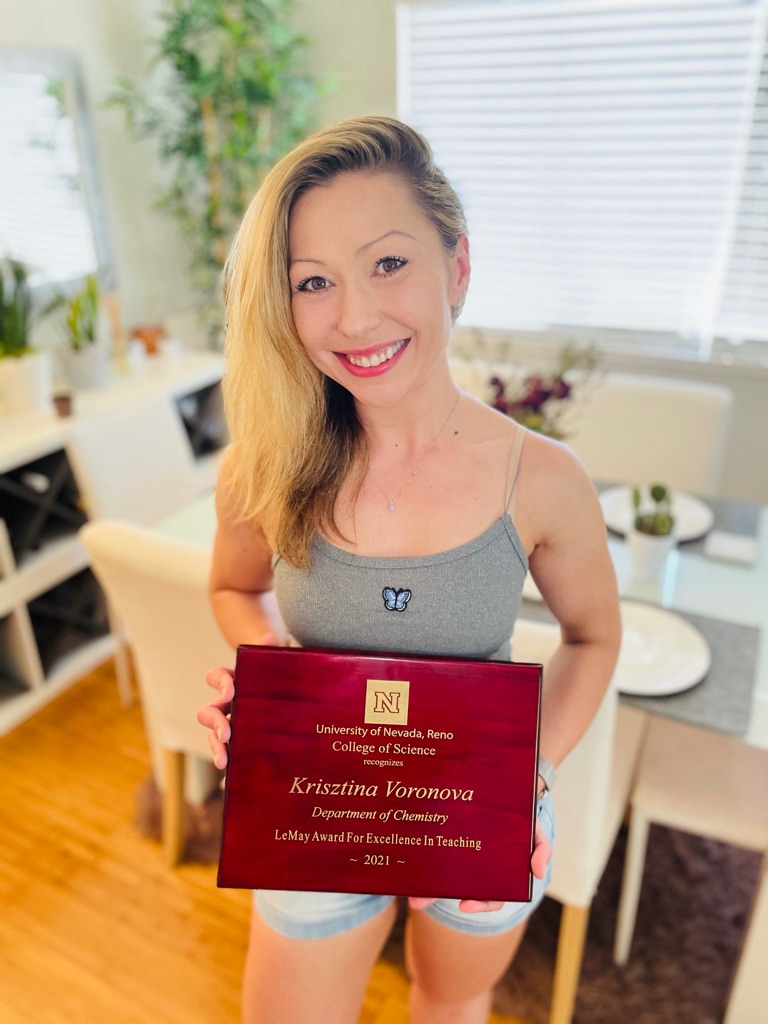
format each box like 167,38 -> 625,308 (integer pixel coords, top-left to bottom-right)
223,115 -> 467,567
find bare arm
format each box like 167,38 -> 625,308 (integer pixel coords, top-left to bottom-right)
521,437 -> 622,775
208,453 -> 287,648
198,454 -> 288,767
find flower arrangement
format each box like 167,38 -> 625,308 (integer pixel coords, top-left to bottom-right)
488,343 -> 601,439
632,483 -> 675,537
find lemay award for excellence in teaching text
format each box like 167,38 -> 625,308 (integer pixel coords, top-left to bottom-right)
217,645 -> 542,902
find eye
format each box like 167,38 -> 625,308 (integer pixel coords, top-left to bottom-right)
295,275 -> 331,294
375,256 -> 407,276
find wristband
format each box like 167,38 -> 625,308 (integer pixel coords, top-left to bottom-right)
537,755 -> 557,797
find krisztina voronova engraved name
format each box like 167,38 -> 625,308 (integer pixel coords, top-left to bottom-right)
289,777 -> 475,801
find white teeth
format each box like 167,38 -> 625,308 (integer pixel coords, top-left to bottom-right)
347,338 -> 406,368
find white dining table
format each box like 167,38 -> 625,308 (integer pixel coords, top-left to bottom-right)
156,491 -> 768,748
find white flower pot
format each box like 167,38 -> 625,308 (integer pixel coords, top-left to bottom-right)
628,529 -> 676,583
63,344 -> 111,390
0,350 -> 53,415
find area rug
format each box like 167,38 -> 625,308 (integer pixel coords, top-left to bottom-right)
137,780 -> 760,1023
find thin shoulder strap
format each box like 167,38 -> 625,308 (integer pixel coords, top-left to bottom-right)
504,426 -> 526,519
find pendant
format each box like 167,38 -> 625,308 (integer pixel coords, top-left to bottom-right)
388,500 -> 395,511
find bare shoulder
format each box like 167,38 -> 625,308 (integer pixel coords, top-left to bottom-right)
515,429 -> 603,552
457,391 -> 522,447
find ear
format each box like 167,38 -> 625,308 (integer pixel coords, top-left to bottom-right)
449,234 -> 471,305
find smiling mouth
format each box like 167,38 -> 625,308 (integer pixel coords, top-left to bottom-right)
341,338 -> 409,369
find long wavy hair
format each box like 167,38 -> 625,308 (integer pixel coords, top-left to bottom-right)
223,115 -> 467,567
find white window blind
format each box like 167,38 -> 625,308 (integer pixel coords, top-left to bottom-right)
0,72 -> 97,286
397,0 -> 768,350
716,36 -> 768,342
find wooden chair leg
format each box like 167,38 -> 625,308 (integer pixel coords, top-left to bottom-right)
725,854 -> 768,1024
163,748 -> 185,867
549,903 -> 591,1024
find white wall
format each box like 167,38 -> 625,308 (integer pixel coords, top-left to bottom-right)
1,0 -> 766,500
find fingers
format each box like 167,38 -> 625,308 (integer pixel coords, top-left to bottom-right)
205,665 -> 235,699
407,896 -> 438,911
457,899 -> 505,913
196,701 -> 231,769
531,818 -> 552,880
201,666 -> 236,770
408,896 -> 504,914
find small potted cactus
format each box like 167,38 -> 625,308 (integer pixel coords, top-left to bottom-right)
628,483 -> 676,582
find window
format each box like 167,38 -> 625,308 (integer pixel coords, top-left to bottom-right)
397,0 -> 768,354
0,71 -> 97,286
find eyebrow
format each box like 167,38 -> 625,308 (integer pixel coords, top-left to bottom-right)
289,229 -> 419,268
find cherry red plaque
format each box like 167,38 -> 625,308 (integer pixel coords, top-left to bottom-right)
217,645 -> 542,902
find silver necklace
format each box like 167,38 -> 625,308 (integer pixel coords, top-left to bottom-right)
367,390 -> 461,512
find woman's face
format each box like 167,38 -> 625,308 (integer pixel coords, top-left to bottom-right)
287,170 -> 469,404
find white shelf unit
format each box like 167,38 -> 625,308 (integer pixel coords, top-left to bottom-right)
0,351 -> 225,736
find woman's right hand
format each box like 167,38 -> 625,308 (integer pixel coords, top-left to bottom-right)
198,631 -> 284,769
198,665 -> 236,769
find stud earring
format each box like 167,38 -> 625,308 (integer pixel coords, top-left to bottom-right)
451,294 -> 466,322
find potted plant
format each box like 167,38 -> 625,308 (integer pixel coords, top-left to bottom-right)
628,483 -> 676,582
0,258 -> 53,414
46,274 -> 110,389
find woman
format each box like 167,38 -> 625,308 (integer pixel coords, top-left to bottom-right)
198,115 -> 621,1024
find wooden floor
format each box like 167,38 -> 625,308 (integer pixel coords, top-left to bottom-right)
0,663 -> 528,1023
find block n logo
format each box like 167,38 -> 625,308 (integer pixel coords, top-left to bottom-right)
364,678 -> 410,725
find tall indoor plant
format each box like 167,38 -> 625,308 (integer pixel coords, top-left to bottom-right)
109,0 -> 327,343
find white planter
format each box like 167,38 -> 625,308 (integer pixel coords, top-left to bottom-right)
628,529 -> 676,583
0,350 -> 53,415
63,344 -> 111,390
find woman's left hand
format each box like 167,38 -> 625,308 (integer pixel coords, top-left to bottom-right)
408,815 -> 552,914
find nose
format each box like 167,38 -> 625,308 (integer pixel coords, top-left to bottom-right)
336,280 -> 382,339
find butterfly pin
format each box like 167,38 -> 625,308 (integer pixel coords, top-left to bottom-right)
382,587 -> 411,612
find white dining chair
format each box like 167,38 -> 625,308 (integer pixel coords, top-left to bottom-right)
80,519 -> 234,866
612,714 -> 768,980
511,618 -> 648,1024
562,372 -> 733,497
448,355 -> 733,497
65,394 -> 201,525
66,394 -> 206,703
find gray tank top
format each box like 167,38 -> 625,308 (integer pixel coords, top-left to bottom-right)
273,428 -> 528,662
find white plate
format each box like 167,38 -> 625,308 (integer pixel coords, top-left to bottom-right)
613,601 -> 711,697
600,485 -> 715,543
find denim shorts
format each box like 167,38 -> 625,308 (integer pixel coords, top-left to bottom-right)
253,793 -> 555,940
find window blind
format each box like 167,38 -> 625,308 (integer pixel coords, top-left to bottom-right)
0,72 -> 97,286
716,35 -> 768,343
397,0 -> 768,349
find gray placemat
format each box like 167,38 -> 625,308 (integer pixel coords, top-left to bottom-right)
696,497 -> 762,540
518,600 -> 761,737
